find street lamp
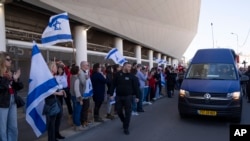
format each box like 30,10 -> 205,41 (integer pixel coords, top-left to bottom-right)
231,32 -> 239,54
211,23 -> 215,48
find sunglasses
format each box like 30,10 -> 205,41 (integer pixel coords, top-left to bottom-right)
6,58 -> 12,62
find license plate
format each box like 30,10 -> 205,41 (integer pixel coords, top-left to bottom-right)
198,110 -> 217,116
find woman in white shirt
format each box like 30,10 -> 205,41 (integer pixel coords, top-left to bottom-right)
55,65 -> 73,125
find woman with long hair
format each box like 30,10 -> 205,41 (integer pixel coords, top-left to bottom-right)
55,64 -> 73,125
0,52 -> 23,141
44,61 -> 66,141
105,65 -> 115,119
90,63 -> 107,122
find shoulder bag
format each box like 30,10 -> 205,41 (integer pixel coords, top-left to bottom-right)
15,95 -> 25,108
43,96 -> 61,116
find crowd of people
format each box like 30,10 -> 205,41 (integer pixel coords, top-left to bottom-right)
45,60 -> 186,137
3,50 -> 230,140
2,49 -> 250,141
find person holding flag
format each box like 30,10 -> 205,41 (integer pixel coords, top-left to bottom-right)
25,43 -> 66,141
45,61 -> 66,140
79,61 -> 92,127
26,11 -> 73,140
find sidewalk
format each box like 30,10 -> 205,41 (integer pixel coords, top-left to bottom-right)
19,88 -> 168,141
18,96 -> 118,141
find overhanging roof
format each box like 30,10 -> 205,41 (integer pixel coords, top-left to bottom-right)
23,0 -> 201,59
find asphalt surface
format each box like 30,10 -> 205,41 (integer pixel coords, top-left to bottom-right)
62,92 -> 250,141
17,90 -> 250,141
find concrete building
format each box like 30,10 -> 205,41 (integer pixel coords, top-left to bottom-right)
0,0 -> 200,91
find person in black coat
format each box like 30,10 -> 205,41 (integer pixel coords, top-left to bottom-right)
244,65 -> 250,103
166,67 -> 177,98
105,65 -> 115,119
90,63 -> 107,122
110,62 -> 139,135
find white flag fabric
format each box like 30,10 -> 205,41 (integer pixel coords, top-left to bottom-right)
155,59 -> 167,66
82,78 -> 93,98
41,12 -> 72,46
105,48 -> 127,66
26,42 -> 59,137
109,90 -> 116,105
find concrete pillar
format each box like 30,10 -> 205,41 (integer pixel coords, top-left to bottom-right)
168,57 -> 172,66
157,53 -> 162,66
157,53 -> 161,60
163,55 -> 167,68
172,59 -> 179,69
135,45 -> 141,64
114,37 -> 123,56
148,50 -> 153,70
0,4 -> 6,51
74,26 -> 87,66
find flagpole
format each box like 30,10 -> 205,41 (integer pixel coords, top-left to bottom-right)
71,42 -> 76,65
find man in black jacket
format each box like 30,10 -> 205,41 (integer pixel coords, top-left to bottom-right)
244,65 -> 250,103
110,62 -> 139,135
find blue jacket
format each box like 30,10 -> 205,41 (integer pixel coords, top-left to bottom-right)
91,72 -> 107,102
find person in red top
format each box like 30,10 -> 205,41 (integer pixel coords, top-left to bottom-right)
0,52 -> 23,141
148,68 -> 157,101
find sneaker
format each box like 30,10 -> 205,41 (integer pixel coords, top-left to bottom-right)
132,111 -> 139,116
82,121 -> 89,127
75,125 -> 84,131
106,114 -> 115,120
124,129 -> 130,135
147,102 -> 152,105
94,118 -> 104,122
142,101 -> 148,105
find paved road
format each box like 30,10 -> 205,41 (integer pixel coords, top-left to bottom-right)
62,93 -> 250,141
17,90 -> 250,141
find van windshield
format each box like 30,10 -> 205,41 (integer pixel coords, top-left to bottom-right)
186,63 -> 237,80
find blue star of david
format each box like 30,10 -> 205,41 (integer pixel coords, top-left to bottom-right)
52,20 -> 61,30
115,54 -> 119,61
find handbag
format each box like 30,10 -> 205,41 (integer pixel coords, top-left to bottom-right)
15,95 -> 25,108
43,96 -> 61,116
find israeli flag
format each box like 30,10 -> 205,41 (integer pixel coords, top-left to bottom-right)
105,48 -> 127,66
82,78 -> 93,98
41,12 -> 72,46
109,91 -> 116,105
26,42 -> 59,137
155,59 -> 167,66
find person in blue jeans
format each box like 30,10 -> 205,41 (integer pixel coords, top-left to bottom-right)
136,64 -> 147,112
0,52 -> 24,141
70,65 -> 84,131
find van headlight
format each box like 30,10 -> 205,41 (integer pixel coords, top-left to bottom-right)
227,92 -> 240,100
179,89 -> 190,97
